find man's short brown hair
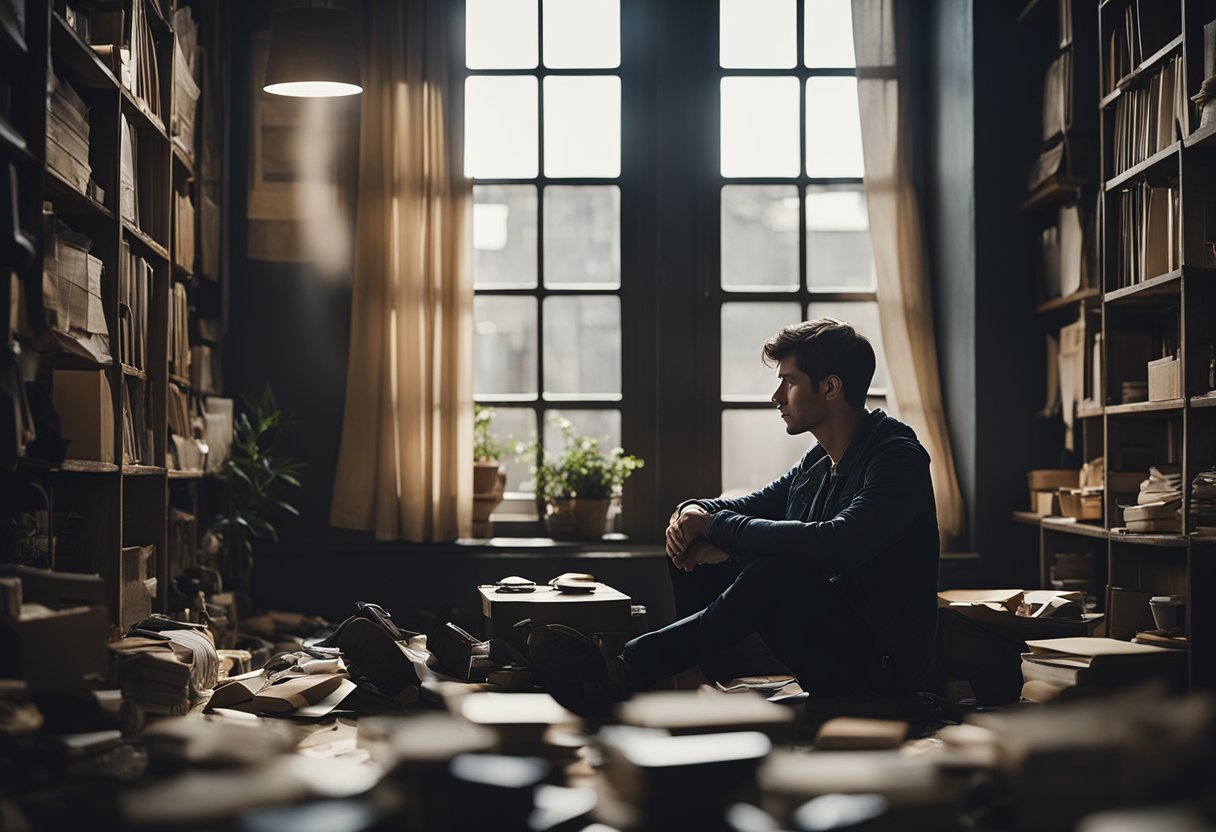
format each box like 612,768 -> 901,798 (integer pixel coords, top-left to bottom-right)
762,318 -> 876,409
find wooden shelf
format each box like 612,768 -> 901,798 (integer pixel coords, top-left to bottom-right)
1105,399 -> 1185,415
1105,142 -> 1180,191
1191,393 -> 1216,409
122,220 -> 170,262
1042,517 -> 1109,539
168,469 -> 205,480
1020,175 -> 1085,213
1184,119 -> 1216,150
1109,529 -> 1190,547
1104,269 -> 1182,303
0,114 -> 34,166
1013,511 -> 1045,526
60,459 -> 120,473
1036,287 -> 1100,314
1100,34 -> 1184,109
122,464 -> 167,476
172,143 -> 195,178
120,87 -> 167,139
45,167 -> 116,224
1076,405 -> 1105,419
50,13 -> 119,91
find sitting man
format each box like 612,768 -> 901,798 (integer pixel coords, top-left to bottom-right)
528,318 -> 941,715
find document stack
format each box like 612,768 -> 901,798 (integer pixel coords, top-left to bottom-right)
171,6 -> 200,160
1190,468 -> 1216,535
1019,636 -> 1186,702
1114,180 -> 1179,290
92,0 -> 161,121
1110,54 -> 1185,176
46,73 -> 98,201
42,216 -> 111,364
109,620 -> 218,716
169,281 -> 189,378
1122,464 -> 1183,533
117,240 -> 150,370
174,190 -> 195,269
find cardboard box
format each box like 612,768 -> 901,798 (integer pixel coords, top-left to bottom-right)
1147,355 -> 1181,402
53,368 -> 115,462
1058,489 -> 1102,520
1027,469 -> 1077,514
0,603 -> 109,690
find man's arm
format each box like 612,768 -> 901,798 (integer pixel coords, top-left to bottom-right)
701,443 -> 934,572
673,446 -> 818,521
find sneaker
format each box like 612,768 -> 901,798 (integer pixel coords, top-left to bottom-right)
526,624 -> 630,716
336,617 -> 421,704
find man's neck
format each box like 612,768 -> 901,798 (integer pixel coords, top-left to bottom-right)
812,407 -> 868,466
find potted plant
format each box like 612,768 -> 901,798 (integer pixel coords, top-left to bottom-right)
473,405 -> 509,534
210,385 -> 303,605
530,417 -> 644,539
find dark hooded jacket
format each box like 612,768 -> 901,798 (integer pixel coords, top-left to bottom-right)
685,408 -> 941,693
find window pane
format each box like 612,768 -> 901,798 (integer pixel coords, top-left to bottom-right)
544,76 -> 621,178
542,296 -> 621,398
721,77 -> 800,178
722,409 -> 813,495
543,0 -> 620,68
474,185 -> 538,288
475,296 -> 538,397
543,409 -> 621,457
466,0 -> 538,69
544,186 -> 620,288
721,303 -> 801,400
720,0 -> 795,69
721,185 -> 799,291
805,185 -> 875,289
804,0 -> 856,68
805,77 -> 864,178
807,300 -> 888,393
465,77 -> 538,179
481,407 -> 537,492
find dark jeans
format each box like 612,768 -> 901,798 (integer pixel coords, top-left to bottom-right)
623,556 -> 896,697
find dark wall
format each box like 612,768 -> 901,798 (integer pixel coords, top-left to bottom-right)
924,0 -> 1063,584
225,2 -> 356,547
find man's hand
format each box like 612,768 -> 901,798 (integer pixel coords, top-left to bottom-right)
671,539 -> 729,572
665,505 -> 711,559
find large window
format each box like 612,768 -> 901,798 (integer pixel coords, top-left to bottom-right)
716,0 -> 887,494
464,0 -> 888,524
466,0 -> 624,506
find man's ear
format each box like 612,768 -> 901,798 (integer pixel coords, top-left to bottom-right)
823,374 -> 843,400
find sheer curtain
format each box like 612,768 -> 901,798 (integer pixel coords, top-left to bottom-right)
330,0 -> 474,541
852,0 -> 965,542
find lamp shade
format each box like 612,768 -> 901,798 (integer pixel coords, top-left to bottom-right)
263,6 -> 362,98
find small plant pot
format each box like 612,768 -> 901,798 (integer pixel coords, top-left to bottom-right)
574,497 -> 612,539
473,462 -> 503,495
545,498 -> 578,539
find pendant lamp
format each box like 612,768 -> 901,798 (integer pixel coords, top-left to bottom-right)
263,4 -> 362,98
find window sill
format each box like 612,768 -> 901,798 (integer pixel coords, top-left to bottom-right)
262,528 -> 664,559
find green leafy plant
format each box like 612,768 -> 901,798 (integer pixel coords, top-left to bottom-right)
210,385 -> 303,594
526,416 -> 643,503
474,404 -> 509,463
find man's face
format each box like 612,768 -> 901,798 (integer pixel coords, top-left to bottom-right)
771,355 -> 827,435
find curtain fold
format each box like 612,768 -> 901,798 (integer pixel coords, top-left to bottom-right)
330,0 -> 473,541
852,0 -> 965,542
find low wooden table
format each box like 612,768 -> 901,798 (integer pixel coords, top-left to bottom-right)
478,582 -> 635,639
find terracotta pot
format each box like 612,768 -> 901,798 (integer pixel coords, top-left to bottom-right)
473,462 -> 502,495
545,498 -> 578,539
574,497 -> 612,539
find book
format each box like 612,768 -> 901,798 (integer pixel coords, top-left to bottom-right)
814,717 -> 908,750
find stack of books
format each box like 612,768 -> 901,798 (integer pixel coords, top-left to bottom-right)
46,73 -> 98,201
1019,637 -> 1186,703
117,240 -> 151,370
109,620 -> 218,716
42,216 -> 110,364
1113,180 -> 1179,290
92,0 -> 161,121
1189,468 -> 1216,535
457,692 -> 580,763
1110,54 -> 1185,176
1122,464 -> 1183,533
615,689 -> 795,739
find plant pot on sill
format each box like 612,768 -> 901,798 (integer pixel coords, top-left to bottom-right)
473,463 -> 506,537
574,497 -> 612,539
545,497 -> 578,540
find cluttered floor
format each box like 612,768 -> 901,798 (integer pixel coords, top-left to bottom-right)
2,566 -> 1214,832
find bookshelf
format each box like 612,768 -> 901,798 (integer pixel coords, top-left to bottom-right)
1017,0 -> 1216,692
1,0 -> 229,630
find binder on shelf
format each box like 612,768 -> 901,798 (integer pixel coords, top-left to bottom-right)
117,240 -> 152,371
168,281 -> 189,378
173,190 -> 195,269
42,214 -> 111,364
